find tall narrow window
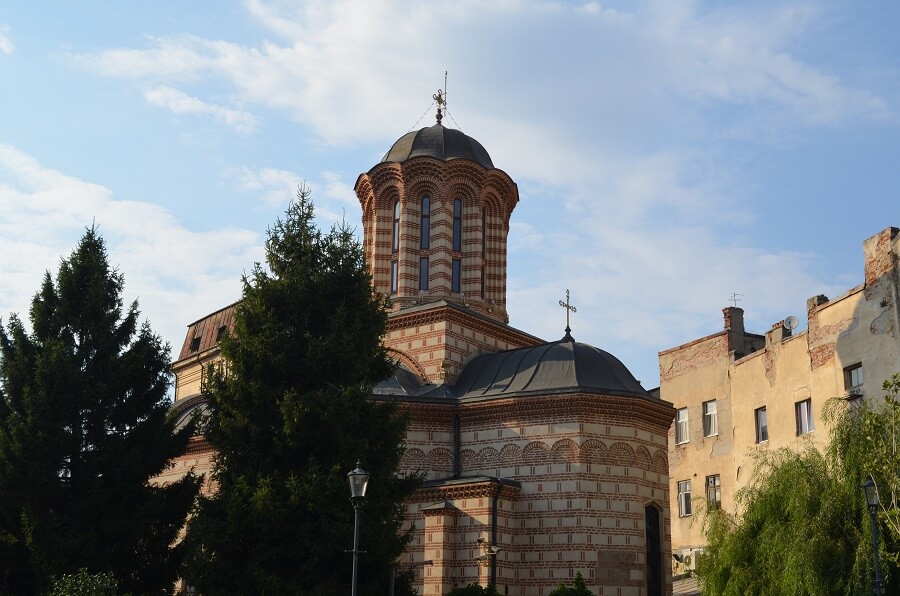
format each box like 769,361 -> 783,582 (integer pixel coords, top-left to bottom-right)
451,258 -> 461,293
675,407 -> 689,444
452,198 -> 462,252
390,260 -> 398,294
420,197 -> 430,249
706,475 -> 721,509
755,407 -> 768,443
677,480 -> 692,516
481,208 -> 486,253
703,400 -> 718,437
796,399 -> 814,435
392,200 -> 400,253
419,257 -> 429,291
481,208 -> 487,299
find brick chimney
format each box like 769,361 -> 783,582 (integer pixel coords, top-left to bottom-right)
723,307 -> 745,353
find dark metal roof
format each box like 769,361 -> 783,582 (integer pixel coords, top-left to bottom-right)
453,338 -> 651,400
381,124 -> 494,169
373,337 -> 652,401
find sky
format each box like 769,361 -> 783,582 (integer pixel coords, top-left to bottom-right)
1,1 -> 899,390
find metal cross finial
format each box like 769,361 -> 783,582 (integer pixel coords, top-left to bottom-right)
559,289 -> 577,340
433,89 -> 445,124
729,292 -> 743,307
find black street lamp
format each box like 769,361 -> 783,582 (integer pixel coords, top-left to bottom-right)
348,462 -> 370,596
861,474 -> 884,596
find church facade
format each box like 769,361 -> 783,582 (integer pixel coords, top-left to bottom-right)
161,105 -> 675,595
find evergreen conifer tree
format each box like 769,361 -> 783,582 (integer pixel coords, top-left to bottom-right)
0,227 -> 200,594
183,188 -> 418,595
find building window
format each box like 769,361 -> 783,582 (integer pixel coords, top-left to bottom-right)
706,475 -> 721,509
392,200 -> 400,253
189,336 -> 201,353
451,259 -> 461,293
795,399 -> 814,435
703,400 -> 718,437
453,198 -> 462,252
215,325 -> 227,343
755,407 -> 768,443
419,257 -> 429,291
844,363 -> 864,391
420,197 -> 430,249
677,480 -> 692,517
390,260 -> 398,294
675,407 -> 689,444
481,208 -> 487,253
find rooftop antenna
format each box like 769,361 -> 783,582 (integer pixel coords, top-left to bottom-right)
729,292 -> 743,307
558,289 -> 577,341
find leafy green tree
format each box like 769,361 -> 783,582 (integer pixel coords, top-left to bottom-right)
829,373 -> 900,559
0,227 -> 200,594
183,188 -> 419,595
447,583 -> 499,596
548,571 -> 594,596
697,375 -> 900,595
47,568 -> 117,596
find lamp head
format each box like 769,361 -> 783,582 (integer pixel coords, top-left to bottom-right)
348,461 -> 370,499
862,474 -> 880,508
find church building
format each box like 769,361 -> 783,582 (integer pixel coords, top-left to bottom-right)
161,99 -> 675,596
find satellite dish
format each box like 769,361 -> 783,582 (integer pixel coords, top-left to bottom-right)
784,315 -> 799,331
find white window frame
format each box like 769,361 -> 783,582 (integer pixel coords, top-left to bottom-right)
844,363 -> 864,391
795,399 -> 814,436
755,407 -> 768,443
677,480 -> 692,517
703,400 -> 718,437
675,408 -> 689,444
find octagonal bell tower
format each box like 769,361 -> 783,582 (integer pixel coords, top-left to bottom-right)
354,97 -> 518,323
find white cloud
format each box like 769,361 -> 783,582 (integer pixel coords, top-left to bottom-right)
232,165 -> 300,208
0,144 -> 262,359
144,85 -> 258,133
62,0 -> 892,385
0,26 -> 13,55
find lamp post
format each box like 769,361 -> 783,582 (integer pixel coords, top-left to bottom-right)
348,462 -> 369,596
861,475 -> 884,596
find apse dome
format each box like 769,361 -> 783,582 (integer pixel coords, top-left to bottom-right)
381,124 -> 494,169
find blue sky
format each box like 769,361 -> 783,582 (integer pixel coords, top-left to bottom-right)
1,1 -> 898,389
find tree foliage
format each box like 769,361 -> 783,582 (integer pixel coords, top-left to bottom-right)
696,374 -> 900,595
0,227 -> 200,594
447,583 -> 499,596
183,188 -> 419,595
47,568 -> 118,596
548,571 -> 594,596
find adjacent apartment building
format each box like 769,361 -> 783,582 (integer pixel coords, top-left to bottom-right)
658,226 -> 900,565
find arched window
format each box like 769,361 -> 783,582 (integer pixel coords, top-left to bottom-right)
392,200 -> 400,253
420,197 -> 430,249
452,198 -> 462,252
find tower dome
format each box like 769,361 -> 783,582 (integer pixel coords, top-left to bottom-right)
381,124 -> 494,169
355,98 -> 518,322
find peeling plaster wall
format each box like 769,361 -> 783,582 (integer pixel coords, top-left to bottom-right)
661,227 -> 900,553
